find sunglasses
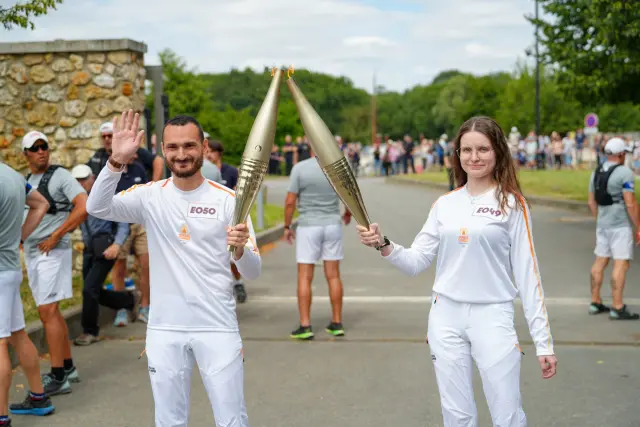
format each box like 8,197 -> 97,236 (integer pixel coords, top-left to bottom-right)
26,143 -> 49,153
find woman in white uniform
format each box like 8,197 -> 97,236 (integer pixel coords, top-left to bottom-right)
357,116 -> 557,427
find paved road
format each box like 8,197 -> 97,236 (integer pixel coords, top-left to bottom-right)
9,177 -> 640,427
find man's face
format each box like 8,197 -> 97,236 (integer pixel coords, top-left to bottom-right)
24,139 -> 50,172
77,175 -> 95,193
101,132 -> 113,152
162,123 -> 204,178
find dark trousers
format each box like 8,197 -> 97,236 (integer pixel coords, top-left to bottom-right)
82,252 -> 135,336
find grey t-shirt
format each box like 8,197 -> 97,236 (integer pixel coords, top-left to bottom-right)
23,166 -> 86,259
288,158 -> 341,227
589,161 -> 635,229
201,159 -> 222,183
0,163 -> 27,271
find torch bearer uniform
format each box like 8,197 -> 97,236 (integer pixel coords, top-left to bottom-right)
86,165 -> 261,427
383,186 -> 553,427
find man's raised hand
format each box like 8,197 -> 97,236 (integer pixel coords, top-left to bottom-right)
111,109 -> 145,165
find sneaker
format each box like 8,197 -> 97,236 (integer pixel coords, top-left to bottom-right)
65,366 -> 80,383
290,325 -> 314,340
73,333 -> 99,346
325,322 -> 345,336
609,305 -> 640,320
41,373 -> 71,396
589,302 -> 610,315
234,283 -> 247,304
9,394 -> 55,416
113,309 -> 129,327
0,419 -> 11,426
138,306 -> 150,323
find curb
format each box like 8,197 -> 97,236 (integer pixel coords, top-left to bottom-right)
10,220 -> 297,368
386,177 -> 591,214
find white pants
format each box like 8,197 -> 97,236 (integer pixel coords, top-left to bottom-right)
145,329 -> 248,427
295,224 -> 344,264
594,227 -> 633,260
0,270 -> 26,339
427,293 -> 526,427
25,247 -> 73,306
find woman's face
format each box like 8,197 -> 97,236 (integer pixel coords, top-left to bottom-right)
459,131 -> 496,180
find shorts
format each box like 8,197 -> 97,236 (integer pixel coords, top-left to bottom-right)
296,223 -> 344,264
0,270 -> 26,339
595,227 -> 633,260
118,224 -> 148,259
25,248 -> 73,307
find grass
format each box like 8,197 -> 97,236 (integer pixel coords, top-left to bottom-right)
395,168 -> 640,203
19,203 -> 288,323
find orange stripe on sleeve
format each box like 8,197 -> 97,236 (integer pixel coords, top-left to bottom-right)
161,178 -> 171,188
517,195 -> 552,350
430,186 -> 464,209
208,180 -> 235,198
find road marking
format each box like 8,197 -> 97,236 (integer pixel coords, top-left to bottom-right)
248,295 -> 640,305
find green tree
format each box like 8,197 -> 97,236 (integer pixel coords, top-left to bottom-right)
1,0 -> 63,30
531,0 -> 640,105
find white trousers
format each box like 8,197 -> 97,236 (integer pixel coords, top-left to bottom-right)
427,293 -> 527,427
0,270 -> 26,339
25,247 -> 73,306
295,224 -> 344,264
145,329 -> 248,427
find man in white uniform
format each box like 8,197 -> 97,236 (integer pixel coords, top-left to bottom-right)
87,110 -> 261,427
283,148 -> 351,340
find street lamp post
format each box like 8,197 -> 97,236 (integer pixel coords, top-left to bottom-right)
535,0 -> 540,137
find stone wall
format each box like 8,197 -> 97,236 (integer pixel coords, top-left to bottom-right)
0,39 -> 148,276
0,39 -> 147,173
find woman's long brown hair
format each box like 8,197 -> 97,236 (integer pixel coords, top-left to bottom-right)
451,116 -> 525,213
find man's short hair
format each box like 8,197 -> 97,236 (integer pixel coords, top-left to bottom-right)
207,139 -> 224,153
163,115 -> 204,142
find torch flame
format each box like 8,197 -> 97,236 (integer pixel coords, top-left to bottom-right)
271,67 -> 277,77
287,65 -> 295,79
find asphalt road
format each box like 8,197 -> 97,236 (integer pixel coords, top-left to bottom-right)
9,176 -> 640,427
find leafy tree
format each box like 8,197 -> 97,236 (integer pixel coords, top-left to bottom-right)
531,0 -> 640,105
1,0 -> 63,30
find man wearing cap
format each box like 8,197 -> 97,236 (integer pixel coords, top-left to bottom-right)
21,130 -> 88,395
588,137 -> 640,320
70,165 -> 140,346
206,140 -> 247,303
89,121 -> 153,326
201,132 -> 222,183
0,161 -> 55,425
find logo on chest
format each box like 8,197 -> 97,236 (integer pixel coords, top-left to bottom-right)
472,204 -> 504,220
187,202 -> 219,219
178,223 -> 191,243
458,228 -> 469,244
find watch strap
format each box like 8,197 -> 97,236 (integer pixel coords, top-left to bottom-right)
376,236 -> 391,251
108,156 -> 125,171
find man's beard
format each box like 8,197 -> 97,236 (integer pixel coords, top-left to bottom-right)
167,155 -> 203,178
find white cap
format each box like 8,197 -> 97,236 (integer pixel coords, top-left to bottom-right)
203,131 -> 210,139
604,137 -> 632,155
71,164 -> 93,179
21,130 -> 48,150
99,122 -> 114,135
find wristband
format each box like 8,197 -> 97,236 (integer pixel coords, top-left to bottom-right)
108,156 -> 125,171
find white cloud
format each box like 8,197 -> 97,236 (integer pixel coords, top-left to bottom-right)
0,0 -> 538,91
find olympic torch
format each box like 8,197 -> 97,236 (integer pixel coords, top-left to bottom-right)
228,67 -> 284,252
285,67 -> 371,229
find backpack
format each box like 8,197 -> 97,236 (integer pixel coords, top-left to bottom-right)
593,163 -> 622,206
26,165 -> 73,215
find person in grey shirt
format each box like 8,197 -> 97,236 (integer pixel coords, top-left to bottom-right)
587,137 -> 639,320
0,161 -> 55,421
201,132 -> 223,183
21,130 -> 87,396
283,149 -> 352,340
70,165 -> 139,346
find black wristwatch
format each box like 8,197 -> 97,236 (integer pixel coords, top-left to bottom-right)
376,236 -> 391,251
284,225 -> 290,230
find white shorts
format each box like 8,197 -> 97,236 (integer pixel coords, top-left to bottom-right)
145,329 -> 247,427
25,247 -> 73,307
0,270 -> 26,339
594,227 -> 633,260
295,224 -> 344,264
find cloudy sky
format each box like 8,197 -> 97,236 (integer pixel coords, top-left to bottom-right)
2,0 -> 540,92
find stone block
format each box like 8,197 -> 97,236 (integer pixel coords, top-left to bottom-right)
25,103 -> 58,127
59,116 -> 77,127
64,100 -> 87,117
113,95 -> 133,112
5,106 -> 24,124
93,73 -> 115,88
0,119 -> 4,132
0,88 -> 14,105
71,71 -> 90,86
94,100 -> 114,117
12,127 -> 25,137
66,85 -> 80,100
9,63 -> 28,84
57,73 -> 70,87
88,63 -> 103,74
29,65 -> 55,83
108,51 -> 131,65
68,119 -> 101,139
54,128 -> 67,141
85,85 -> 116,100
43,125 -> 56,134
122,82 -> 133,96
37,84 -> 64,102
52,58 -> 73,72
87,53 -> 105,63
23,54 -> 44,66
70,54 -> 84,70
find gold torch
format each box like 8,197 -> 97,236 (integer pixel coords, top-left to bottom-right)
228,67 -> 284,252
285,67 -> 371,229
